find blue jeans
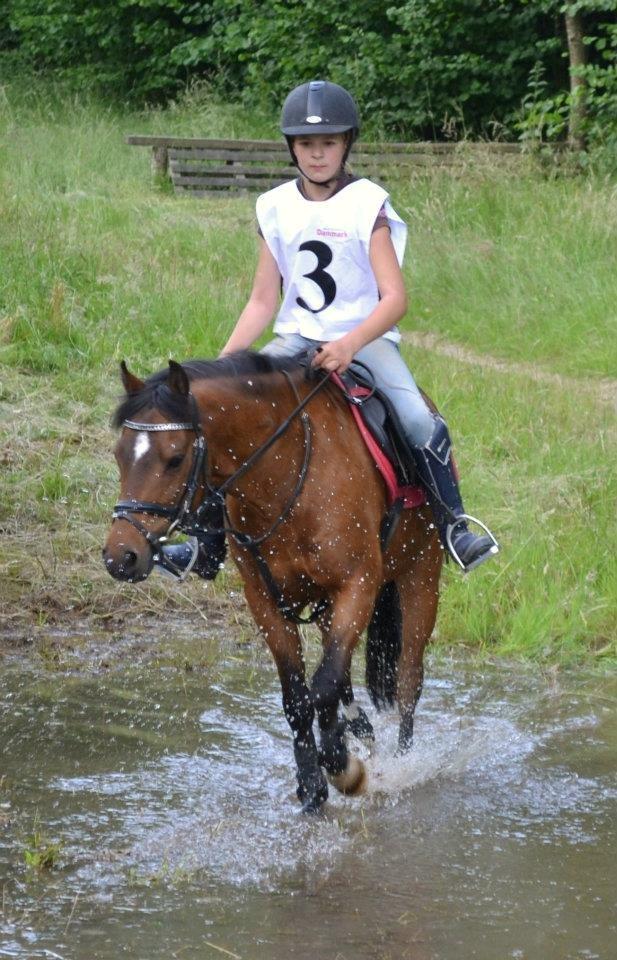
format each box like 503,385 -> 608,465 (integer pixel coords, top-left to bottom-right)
261,333 -> 435,447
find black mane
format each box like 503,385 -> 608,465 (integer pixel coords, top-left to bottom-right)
112,349 -> 306,428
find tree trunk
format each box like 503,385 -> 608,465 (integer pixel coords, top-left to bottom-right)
564,8 -> 587,150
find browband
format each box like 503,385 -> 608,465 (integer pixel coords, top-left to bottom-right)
123,419 -> 194,432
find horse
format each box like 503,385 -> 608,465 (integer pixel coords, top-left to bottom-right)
102,351 -> 443,812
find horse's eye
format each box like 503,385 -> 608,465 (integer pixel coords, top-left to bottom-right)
167,454 -> 185,470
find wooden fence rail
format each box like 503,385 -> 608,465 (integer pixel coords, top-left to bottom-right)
126,135 -> 525,197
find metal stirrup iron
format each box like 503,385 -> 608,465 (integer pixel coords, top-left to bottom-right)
445,514 -> 500,572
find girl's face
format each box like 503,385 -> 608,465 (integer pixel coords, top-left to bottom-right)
292,133 -> 347,182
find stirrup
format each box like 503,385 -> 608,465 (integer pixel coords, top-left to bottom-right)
153,537 -> 199,582
446,514 -> 499,573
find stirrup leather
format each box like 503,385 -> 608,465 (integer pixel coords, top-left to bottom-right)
446,514 -> 500,572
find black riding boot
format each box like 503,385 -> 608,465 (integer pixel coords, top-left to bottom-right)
411,417 -> 499,573
154,531 -> 227,581
154,496 -> 227,582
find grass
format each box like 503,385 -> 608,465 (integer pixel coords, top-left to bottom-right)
0,77 -> 615,667
401,170 -> 617,378
21,813 -> 63,872
24,832 -> 62,872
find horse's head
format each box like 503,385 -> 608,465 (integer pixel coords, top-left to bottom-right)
102,360 -> 204,582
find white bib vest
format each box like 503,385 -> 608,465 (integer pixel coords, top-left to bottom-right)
256,178 -> 407,342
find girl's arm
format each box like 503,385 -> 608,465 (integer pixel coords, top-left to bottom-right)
311,227 -> 407,373
220,238 -> 282,355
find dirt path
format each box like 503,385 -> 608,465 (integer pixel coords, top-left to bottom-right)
402,331 -> 617,410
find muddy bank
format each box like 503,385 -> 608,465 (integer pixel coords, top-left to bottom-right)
0,591 -> 258,673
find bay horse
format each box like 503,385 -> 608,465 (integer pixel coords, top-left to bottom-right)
102,352 -> 442,812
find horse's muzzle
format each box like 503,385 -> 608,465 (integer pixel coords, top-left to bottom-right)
102,544 -> 154,582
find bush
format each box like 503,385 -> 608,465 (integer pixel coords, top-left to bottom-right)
1,0 -> 615,146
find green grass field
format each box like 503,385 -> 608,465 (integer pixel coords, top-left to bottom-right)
1,80 -> 615,665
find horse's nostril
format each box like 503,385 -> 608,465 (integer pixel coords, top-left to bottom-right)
122,550 -> 138,571
102,545 -> 149,582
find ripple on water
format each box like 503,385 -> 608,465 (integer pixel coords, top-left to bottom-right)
50,678 -> 538,893
51,690 -> 356,892
3,658 -> 616,960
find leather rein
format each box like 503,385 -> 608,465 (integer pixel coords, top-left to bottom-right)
113,370 -> 333,623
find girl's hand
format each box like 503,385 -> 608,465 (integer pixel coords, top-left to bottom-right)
311,338 -> 356,374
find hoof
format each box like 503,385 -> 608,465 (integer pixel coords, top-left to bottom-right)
327,756 -> 367,796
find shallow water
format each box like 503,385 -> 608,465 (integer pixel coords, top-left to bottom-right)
1,630 -> 615,960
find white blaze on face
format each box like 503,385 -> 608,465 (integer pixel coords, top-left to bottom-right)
133,431 -> 151,463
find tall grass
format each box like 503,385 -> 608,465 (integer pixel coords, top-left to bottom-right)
0,80 -> 615,665
401,169 -> 617,379
414,350 -> 615,662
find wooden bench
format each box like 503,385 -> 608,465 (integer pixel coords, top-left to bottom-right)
126,135 -> 523,197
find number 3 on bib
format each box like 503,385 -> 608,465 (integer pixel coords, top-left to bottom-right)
296,240 -> 336,314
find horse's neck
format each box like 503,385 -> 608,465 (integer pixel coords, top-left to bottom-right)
194,375 -> 297,482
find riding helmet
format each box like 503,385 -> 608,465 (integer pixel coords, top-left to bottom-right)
281,80 -> 360,140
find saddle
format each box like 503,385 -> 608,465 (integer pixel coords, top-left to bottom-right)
330,369 -> 426,548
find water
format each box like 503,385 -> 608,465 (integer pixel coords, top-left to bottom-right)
1,627 -> 615,960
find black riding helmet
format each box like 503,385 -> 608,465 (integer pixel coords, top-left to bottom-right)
281,80 -> 360,182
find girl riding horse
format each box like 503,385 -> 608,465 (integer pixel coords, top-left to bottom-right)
160,79 -> 498,580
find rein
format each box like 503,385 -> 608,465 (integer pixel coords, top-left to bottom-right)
113,368 -> 332,622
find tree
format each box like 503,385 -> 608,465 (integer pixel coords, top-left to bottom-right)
564,7 -> 588,148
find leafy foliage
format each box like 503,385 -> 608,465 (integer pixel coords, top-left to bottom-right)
515,0 -> 617,152
1,0 -> 614,144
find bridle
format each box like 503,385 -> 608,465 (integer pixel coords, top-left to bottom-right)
112,392 -> 209,568
112,368 -> 337,618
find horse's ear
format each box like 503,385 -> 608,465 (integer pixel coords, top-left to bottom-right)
168,359 -> 190,396
120,360 -> 145,395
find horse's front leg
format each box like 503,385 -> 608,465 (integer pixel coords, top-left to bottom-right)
242,582 -> 327,812
311,582 -> 377,795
